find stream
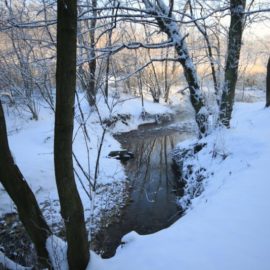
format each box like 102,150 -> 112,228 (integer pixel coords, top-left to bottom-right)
0,112 -> 194,266
95,114 -> 194,258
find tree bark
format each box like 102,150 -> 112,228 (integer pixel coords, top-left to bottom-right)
266,57 -> 270,107
55,0 -> 90,269
142,0 -> 208,137
219,0 -> 246,127
87,0 -> 97,106
0,100 -> 51,268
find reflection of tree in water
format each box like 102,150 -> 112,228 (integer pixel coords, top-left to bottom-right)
121,134 -> 182,223
95,131 -> 189,258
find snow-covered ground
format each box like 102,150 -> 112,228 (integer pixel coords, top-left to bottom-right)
1,91 -> 270,270
86,101 -> 270,270
0,93 -> 172,225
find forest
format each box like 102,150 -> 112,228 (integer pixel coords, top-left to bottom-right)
0,0 -> 270,269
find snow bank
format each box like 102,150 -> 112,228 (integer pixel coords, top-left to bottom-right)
94,93 -> 173,132
46,236 -> 68,270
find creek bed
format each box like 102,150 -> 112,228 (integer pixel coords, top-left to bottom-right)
94,119 -> 194,258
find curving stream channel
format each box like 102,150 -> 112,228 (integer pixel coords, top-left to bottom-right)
95,114 -> 194,258
0,112 -> 194,267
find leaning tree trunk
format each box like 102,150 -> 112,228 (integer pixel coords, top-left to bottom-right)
142,0 -> 208,137
55,0 -> 90,269
219,0 -> 246,127
266,57 -> 270,107
0,100 -> 52,269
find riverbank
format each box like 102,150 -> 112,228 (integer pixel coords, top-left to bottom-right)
0,93 -> 182,267
88,101 -> 270,270
2,93 -> 269,270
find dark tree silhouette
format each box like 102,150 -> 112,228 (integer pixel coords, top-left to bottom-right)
266,57 -> 270,107
54,0 -> 90,269
219,0 -> 246,127
0,99 -> 52,268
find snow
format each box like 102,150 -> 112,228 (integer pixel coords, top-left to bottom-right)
46,236 -> 68,270
93,93 -> 172,132
2,92 -> 270,270
0,92 -> 172,230
88,101 -> 270,270
0,251 -> 31,270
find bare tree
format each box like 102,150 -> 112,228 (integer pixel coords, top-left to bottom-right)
163,48 -> 178,103
219,0 -> 246,127
104,0 -> 118,99
142,0 -> 208,136
266,56 -> 270,107
54,0 -> 90,268
188,0 -> 219,103
0,98 -> 52,269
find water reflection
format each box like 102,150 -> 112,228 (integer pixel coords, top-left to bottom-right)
95,127 -> 191,258
121,133 -> 185,233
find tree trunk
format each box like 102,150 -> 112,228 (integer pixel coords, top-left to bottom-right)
0,100 -> 51,269
142,0 -> 208,137
266,57 -> 270,107
188,1 -> 219,104
55,0 -> 90,269
87,0 -> 97,106
104,1 -> 116,100
219,0 -> 246,127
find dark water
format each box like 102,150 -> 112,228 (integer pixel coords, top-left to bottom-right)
95,122 -> 193,258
